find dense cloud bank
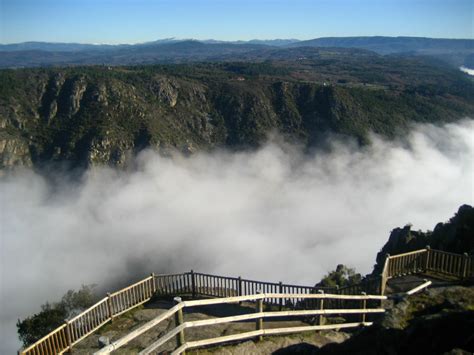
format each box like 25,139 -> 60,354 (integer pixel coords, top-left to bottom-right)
1,119 -> 473,352
460,66 -> 474,76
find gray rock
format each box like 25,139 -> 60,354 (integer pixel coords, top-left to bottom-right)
98,336 -> 110,348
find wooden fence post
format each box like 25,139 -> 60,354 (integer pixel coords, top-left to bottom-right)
107,293 -> 114,323
425,246 -> 431,272
238,277 -> 243,305
65,321 -> 73,353
255,291 -> 264,341
361,292 -> 367,323
380,253 -> 390,296
379,275 -> 384,296
151,273 -> 157,294
190,270 -> 196,299
278,282 -> 283,311
462,253 -> 469,279
174,297 -> 185,353
318,290 -> 325,325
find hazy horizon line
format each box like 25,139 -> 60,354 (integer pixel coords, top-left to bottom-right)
2,34 -> 474,46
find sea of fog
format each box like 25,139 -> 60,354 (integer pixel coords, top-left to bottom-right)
1,119 -> 473,353
460,66 -> 474,76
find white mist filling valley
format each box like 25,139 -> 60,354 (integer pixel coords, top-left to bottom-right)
1,119 -> 473,353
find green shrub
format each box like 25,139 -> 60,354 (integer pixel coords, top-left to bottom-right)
17,285 -> 96,347
316,264 -> 362,288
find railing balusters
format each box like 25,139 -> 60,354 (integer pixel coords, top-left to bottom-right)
130,288 -> 135,306
166,275 -> 171,295
197,274 -> 201,295
213,275 -> 217,296
21,253 -> 473,355
199,274 -> 203,295
209,275 -> 213,296
387,249 -> 472,280
162,276 -> 167,295
177,276 -> 181,294
214,276 -> 218,297
129,288 -> 134,307
208,275 -> 212,296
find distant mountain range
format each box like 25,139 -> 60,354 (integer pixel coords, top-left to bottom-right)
0,36 -> 473,68
0,38 -> 299,52
289,36 -> 473,53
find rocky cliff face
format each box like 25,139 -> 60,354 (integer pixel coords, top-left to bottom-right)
0,134 -> 32,170
373,205 -> 474,274
1,63 -> 473,170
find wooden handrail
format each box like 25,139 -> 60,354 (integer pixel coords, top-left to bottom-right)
428,249 -> 469,258
388,249 -> 428,258
21,324 -> 67,353
96,292 -> 387,354
67,297 -> 108,324
384,248 -> 473,280
95,304 -> 183,353
108,276 -> 153,297
262,293 -> 387,300
168,322 -> 375,355
406,280 -> 432,295
20,248 -> 472,355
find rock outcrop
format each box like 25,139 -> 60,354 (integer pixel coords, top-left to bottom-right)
275,286 -> 474,354
373,205 -> 474,274
0,133 -> 32,170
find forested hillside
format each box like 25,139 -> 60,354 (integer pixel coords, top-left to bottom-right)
1,49 -> 473,170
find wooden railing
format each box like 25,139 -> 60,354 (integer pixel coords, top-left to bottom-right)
380,247 -> 473,294
426,249 -> 473,278
95,292 -> 387,355
19,275 -> 158,355
338,275 -> 382,296
191,271 -> 335,308
18,248 -> 473,354
18,272 -> 332,354
384,247 -> 473,280
385,249 -> 428,278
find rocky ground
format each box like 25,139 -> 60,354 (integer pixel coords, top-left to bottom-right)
281,285 -> 474,355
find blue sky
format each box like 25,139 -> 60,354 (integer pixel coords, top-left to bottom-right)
1,0 -> 472,44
